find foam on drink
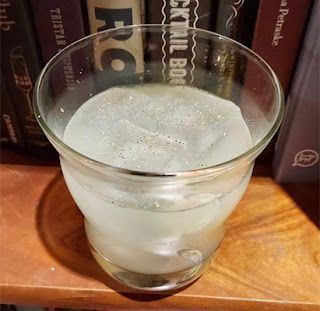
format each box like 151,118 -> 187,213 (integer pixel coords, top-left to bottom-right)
63,84 -> 252,172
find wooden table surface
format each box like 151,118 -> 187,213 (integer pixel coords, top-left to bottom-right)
1,149 -> 319,311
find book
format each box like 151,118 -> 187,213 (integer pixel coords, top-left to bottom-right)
0,0 -> 51,152
30,0 -> 88,62
214,0 -> 259,45
1,73 -> 24,148
250,0 -> 313,95
86,0 -> 144,90
273,0 -> 319,183
46,308 -> 99,311
30,0 -> 93,100
0,306 -> 16,311
1,81 -> 10,145
146,0 -> 214,87
1,118 -> 9,145
80,0 -> 90,35
208,0 -> 260,100
14,307 -> 46,311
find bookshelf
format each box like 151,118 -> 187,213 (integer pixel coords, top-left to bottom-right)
1,149 -> 319,310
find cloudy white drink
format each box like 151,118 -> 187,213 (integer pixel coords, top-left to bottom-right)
61,84 -> 253,275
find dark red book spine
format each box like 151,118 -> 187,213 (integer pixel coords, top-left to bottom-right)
30,0 -> 88,62
1,74 -> 24,148
0,0 -> 51,153
30,0 -> 93,99
250,0 -> 313,94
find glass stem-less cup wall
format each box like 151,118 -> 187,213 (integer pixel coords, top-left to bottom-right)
34,25 -> 284,291
61,156 -> 253,275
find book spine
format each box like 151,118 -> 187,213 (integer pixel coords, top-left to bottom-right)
273,0 -> 319,182
14,306 -> 46,311
1,74 -> 24,148
86,0 -> 144,89
0,0 -> 51,152
208,0 -> 260,100
146,0 -> 213,87
30,0 -> 93,99
1,76 -> 9,145
1,117 -> 9,145
0,306 -> 16,311
250,0 -> 313,95
140,0 -> 145,23
30,0 -> 87,62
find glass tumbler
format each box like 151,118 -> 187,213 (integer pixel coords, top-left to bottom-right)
34,25 -> 284,291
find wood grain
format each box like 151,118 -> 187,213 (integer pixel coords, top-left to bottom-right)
0,156 -> 319,310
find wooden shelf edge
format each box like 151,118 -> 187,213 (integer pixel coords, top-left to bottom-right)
2,285 -> 319,311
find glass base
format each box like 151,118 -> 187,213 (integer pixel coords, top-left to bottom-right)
89,242 -> 215,291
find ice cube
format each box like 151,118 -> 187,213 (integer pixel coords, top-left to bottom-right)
94,119 -> 186,172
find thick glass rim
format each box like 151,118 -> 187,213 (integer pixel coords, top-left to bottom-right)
34,24 -> 285,178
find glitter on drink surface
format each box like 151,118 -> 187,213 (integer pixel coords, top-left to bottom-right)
63,84 -> 252,173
